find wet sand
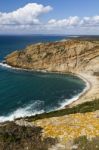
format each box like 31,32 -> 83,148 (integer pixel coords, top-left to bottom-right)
68,72 -> 99,107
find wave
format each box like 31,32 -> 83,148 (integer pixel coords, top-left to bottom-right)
0,79 -> 89,122
0,62 -> 26,71
58,94 -> 82,109
0,62 -> 12,69
0,63 -> 90,123
0,100 -> 44,123
0,62 -> 48,73
59,75 -> 90,108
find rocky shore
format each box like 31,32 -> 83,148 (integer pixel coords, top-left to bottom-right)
5,39 -> 99,107
0,39 -> 99,149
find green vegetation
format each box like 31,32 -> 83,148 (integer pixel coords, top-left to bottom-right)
25,99 -> 99,122
0,99 -> 99,149
18,50 -> 25,57
72,136 -> 99,150
0,122 -> 57,150
27,54 -> 32,63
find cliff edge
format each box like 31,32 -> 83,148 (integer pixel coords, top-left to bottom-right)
5,39 -> 99,106
1,39 -> 99,150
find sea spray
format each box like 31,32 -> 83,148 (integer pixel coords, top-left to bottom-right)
0,101 -> 44,122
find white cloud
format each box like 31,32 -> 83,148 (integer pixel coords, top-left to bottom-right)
0,3 -> 52,25
0,3 -> 99,34
45,16 -> 99,34
48,16 -> 99,28
48,16 -> 80,27
80,16 -> 99,27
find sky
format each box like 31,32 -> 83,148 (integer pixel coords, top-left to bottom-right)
0,0 -> 99,35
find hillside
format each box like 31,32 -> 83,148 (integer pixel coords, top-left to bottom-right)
5,39 -> 99,105
0,99 -> 99,150
5,40 -> 99,73
1,39 -> 99,149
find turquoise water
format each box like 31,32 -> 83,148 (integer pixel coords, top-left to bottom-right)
0,35 -> 86,122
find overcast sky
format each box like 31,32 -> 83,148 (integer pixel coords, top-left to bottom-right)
0,0 -> 99,35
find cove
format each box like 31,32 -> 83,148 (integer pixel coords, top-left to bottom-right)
0,67 -> 86,122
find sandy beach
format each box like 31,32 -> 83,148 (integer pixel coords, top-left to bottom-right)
0,61 -> 98,110
68,71 -> 99,107
2,39 -> 99,112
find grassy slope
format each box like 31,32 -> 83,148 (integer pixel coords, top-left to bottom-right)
24,99 -> 99,122
0,99 -> 99,150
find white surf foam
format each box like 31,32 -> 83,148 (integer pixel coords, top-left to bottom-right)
59,94 -> 82,109
0,62 -> 48,73
0,80 -> 89,122
59,76 -> 90,109
0,62 -> 26,71
0,62 -> 90,122
0,101 -> 44,123
0,62 -> 12,69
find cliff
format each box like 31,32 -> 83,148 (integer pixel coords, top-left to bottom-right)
5,40 -> 99,73
5,39 -> 99,105
1,39 -> 99,150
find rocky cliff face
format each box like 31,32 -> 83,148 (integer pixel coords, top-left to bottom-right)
3,40 -> 99,149
5,40 -> 99,74
5,39 -> 99,105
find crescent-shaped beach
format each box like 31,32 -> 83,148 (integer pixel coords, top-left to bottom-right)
5,39 -> 99,107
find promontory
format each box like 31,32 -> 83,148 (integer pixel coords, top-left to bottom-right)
5,39 -> 99,106
1,39 -> 99,150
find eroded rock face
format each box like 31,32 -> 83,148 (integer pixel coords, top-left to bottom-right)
5,40 -> 99,74
3,40 -> 99,149
5,39 -> 99,105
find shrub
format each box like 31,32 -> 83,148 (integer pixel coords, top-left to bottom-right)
25,98 -> 99,122
27,54 -> 32,63
72,136 -> 99,150
0,122 -> 57,150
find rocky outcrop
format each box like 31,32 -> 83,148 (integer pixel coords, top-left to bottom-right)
3,39 -> 99,149
5,39 -> 99,106
5,40 -> 99,73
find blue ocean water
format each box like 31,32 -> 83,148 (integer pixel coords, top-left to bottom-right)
0,35 -> 86,122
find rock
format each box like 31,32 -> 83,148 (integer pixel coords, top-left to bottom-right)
5,39 -> 99,105
5,40 -> 99,73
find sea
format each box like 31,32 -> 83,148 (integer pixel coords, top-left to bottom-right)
0,35 -> 86,122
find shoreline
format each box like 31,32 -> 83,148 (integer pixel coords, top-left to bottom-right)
65,73 -> 92,108
3,38 -> 99,115
69,72 -> 99,107
0,62 -> 91,109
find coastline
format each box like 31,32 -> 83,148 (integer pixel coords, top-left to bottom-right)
65,73 -> 92,108
3,38 -> 99,114
0,62 -> 92,109
69,72 -> 99,107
